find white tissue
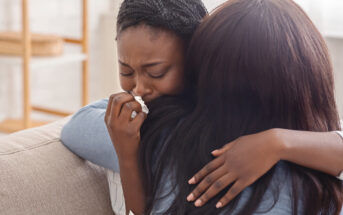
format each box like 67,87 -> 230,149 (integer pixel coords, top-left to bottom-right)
131,96 -> 149,119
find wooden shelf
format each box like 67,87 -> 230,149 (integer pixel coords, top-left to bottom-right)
0,53 -> 87,69
0,119 -> 49,133
0,0 -> 89,133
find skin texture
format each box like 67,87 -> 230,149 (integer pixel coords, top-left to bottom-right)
105,24 -> 343,214
117,25 -> 185,102
106,25 -> 185,215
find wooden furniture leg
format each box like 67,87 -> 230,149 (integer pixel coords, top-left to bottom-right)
22,0 -> 32,129
82,0 -> 89,106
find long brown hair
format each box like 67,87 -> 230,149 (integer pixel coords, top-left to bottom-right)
140,0 -> 343,214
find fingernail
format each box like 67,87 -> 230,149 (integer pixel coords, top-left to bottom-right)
195,199 -> 202,207
188,177 -> 196,184
216,202 -> 223,208
187,193 -> 194,201
211,150 -> 219,154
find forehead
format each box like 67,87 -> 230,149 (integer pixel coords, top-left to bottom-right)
117,25 -> 184,63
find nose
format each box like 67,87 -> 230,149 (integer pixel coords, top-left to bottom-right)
132,75 -> 152,97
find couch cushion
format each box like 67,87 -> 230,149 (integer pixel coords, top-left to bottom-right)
0,118 -> 114,215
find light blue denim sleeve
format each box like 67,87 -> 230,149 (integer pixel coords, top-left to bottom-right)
61,99 -> 120,172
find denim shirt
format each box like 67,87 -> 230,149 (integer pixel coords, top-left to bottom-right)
61,99 -> 342,215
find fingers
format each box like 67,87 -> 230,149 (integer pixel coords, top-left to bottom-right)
105,93 -> 135,133
193,173 -> 237,207
216,181 -> 246,208
105,94 -> 116,124
107,93 -> 134,120
187,166 -> 227,202
131,112 -> 147,131
120,101 -> 143,121
188,157 -> 224,185
211,142 -> 235,157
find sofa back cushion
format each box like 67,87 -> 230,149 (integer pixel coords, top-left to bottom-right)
0,118 -> 114,215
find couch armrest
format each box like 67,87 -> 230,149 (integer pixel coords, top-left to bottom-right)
0,117 -> 71,154
0,117 -> 114,215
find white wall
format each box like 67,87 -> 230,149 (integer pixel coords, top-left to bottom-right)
203,0 -> 227,11
327,38 -> 343,118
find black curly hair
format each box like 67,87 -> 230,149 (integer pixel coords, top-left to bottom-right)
117,0 -> 208,43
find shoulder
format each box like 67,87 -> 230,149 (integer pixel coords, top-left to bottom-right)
76,98 -> 109,116
235,162 -> 302,215
60,99 -> 119,171
63,99 -> 108,129
257,162 -> 299,214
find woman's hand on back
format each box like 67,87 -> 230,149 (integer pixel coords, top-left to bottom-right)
186,129 -> 284,208
104,92 -> 147,163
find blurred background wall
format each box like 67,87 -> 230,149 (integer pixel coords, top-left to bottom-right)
0,0 -> 120,122
0,0 -> 342,123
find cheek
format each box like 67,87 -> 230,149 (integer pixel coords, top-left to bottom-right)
156,72 -> 184,95
119,77 -> 135,91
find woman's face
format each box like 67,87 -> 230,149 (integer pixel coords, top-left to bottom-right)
117,25 -> 185,102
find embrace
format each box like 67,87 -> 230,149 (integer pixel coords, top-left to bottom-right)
61,0 -> 343,214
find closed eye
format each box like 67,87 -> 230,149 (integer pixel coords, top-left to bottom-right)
148,72 -> 166,79
120,72 -> 134,77
147,67 -> 170,79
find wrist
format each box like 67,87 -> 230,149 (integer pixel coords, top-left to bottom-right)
119,159 -> 140,174
267,128 -> 289,161
118,154 -> 139,168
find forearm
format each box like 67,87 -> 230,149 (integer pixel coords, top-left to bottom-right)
61,99 -> 120,171
276,129 -> 343,177
119,158 -> 146,215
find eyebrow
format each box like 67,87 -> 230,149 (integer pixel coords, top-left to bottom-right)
118,60 -> 164,69
142,62 -> 164,68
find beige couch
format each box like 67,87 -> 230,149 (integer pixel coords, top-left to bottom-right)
0,118 -> 115,215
